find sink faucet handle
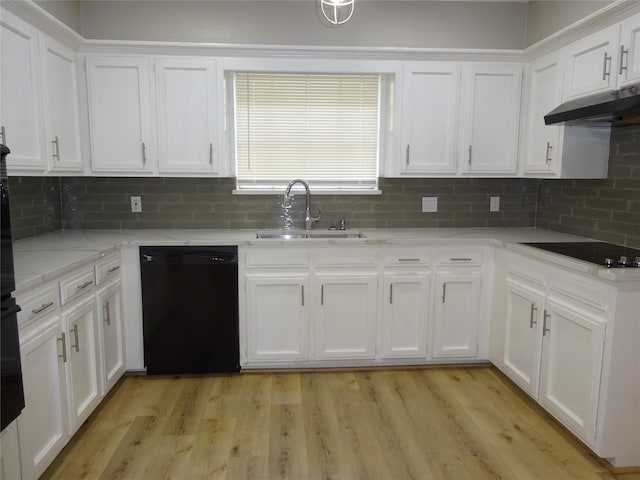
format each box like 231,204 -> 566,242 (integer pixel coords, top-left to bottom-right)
312,209 -> 321,224
339,219 -> 346,230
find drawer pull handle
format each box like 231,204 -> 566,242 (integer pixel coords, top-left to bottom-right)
70,324 -> 80,353
450,258 -> 472,262
441,282 -> 447,303
320,284 -> 324,306
529,304 -> 538,328
301,285 -> 304,307
58,333 -> 67,363
390,283 -> 393,304
398,258 -> 420,262
103,302 -> 111,326
76,280 -> 94,290
32,301 -> 55,315
107,266 -> 120,274
543,310 -> 551,336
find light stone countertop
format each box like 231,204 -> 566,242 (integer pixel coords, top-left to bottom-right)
12,227 -> 640,292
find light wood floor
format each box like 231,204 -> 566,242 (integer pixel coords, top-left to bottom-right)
42,367 -> 639,480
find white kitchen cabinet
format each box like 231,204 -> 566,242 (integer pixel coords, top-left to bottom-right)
245,274 -> 309,362
0,11 -> 46,172
156,58 -> 220,174
539,297 -> 605,445
381,273 -> 429,358
19,315 -> 69,480
619,13 -> 640,86
85,56 -> 154,173
39,34 -> 83,172
562,25 -> 620,100
398,62 -> 459,175
62,296 -> 101,433
459,63 -> 522,175
0,420 -> 22,480
97,280 -> 125,393
432,272 -> 481,358
314,273 -> 378,360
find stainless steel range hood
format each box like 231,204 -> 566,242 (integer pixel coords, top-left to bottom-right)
544,84 -> 640,126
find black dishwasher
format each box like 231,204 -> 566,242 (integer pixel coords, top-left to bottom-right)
140,246 -> 240,375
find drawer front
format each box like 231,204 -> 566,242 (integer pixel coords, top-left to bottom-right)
548,268 -> 609,314
314,248 -> 377,267
245,248 -> 309,268
433,249 -> 482,266
95,256 -> 121,285
382,248 -> 430,266
17,285 -> 59,327
59,267 -> 95,305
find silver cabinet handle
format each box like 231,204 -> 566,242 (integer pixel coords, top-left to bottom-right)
450,257 -> 472,262
389,283 -> 393,304
320,284 -> 324,306
602,52 -> 612,80
142,142 -> 147,164
70,323 -> 80,353
209,143 -> 213,165
0,126 -> 5,144
405,144 -> 410,167
529,304 -> 538,328
545,142 -> 552,164
543,310 -> 551,336
52,136 -> 60,161
103,301 -> 111,326
58,333 -> 67,363
301,285 -> 304,307
76,280 -> 94,290
398,258 -> 420,262
32,301 -> 55,315
620,45 -> 629,75
468,145 -> 473,165
441,283 -> 447,303
107,266 -> 120,274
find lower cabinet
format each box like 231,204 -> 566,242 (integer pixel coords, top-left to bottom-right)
97,280 -> 125,392
314,274 -> 378,360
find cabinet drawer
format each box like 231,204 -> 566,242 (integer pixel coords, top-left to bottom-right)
547,268 -> 609,313
17,285 -> 59,327
433,249 -> 482,266
245,249 -> 309,268
59,267 -> 95,305
381,248 -> 430,266
95,255 -> 121,285
314,248 -> 377,267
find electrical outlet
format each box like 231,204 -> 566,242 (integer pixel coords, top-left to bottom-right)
490,196 -> 500,212
422,197 -> 438,213
131,196 -> 142,213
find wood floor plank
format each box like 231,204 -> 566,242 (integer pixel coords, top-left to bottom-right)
40,367 -> 637,480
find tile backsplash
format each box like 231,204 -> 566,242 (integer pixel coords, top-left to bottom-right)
7,176 -> 63,239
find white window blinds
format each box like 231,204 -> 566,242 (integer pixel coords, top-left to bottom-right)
234,72 -> 380,192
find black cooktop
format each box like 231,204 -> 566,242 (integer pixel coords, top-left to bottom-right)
523,242 -> 640,268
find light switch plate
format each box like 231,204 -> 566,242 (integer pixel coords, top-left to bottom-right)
490,196 -> 500,212
422,197 -> 438,213
131,196 -> 142,213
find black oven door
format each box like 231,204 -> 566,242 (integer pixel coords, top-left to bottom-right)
1,296 -> 24,430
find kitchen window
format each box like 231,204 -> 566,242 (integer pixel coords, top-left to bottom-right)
232,72 -> 382,193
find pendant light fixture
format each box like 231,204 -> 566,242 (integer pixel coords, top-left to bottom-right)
320,0 -> 355,26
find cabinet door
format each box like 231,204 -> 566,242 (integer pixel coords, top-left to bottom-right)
40,34 -> 83,172
381,273 -> 429,358
523,53 -> 564,176
19,316 -> 68,480
502,279 -> 545,397
86,56 -> 154,173
563,25 -> 620,100
97,281 -> 125,393
315,274 -> 377,360
459,63 -> 522,175
246,274 -> 309,362
63,297 -> 101,433
399,62 -> 459,174
0,11 -> 46,172
619,13 -> 640,86
539,298 -> 605,445
432,272 -> 481,358
156,58 -> 219,173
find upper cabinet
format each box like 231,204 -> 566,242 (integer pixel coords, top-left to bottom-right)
459,63 -> 522,175
155,58 -> 220,174
399,62 -> 460,175
0,11 -> 46,172
40,34 -> 83,172
85,56 -> 155,174
619,13 -> 640,87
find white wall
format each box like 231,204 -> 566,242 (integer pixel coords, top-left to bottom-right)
77,0 -> 529,49
34,0 -> 82,33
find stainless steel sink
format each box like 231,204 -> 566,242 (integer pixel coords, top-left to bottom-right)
256,230 -> 365,239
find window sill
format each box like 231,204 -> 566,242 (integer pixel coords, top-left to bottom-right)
232,189 -> 382,196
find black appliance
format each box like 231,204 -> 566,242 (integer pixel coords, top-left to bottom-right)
545,83 -> 640,126
523,242 -> 640,269
139,246 -> 240,375
1,144 -> 25,431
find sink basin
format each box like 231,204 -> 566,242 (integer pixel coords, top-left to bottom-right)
256,230 -> 366,240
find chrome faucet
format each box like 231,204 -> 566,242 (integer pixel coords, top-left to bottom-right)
284,179 -> 320,230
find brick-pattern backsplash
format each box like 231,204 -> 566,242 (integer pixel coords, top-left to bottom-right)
536,125 -> 640,248
59,177 -> 538,231
7,176 -> 62,240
